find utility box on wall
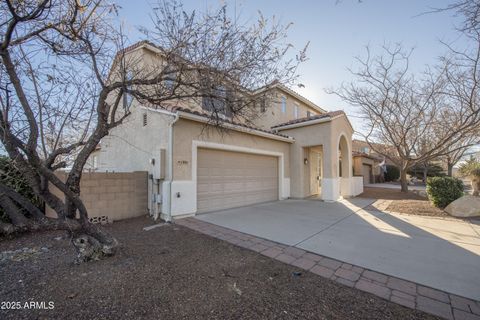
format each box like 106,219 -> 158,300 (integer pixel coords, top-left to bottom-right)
152,148 -> 166,180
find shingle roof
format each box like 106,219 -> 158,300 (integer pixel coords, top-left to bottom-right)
271,110 -> 346,129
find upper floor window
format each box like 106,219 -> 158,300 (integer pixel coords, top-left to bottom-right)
164,66 -> 176,91
202,85 -> 232,117
123,70 -> 134,112
361,146 -> 370,154
294,104 -> 299,119
281,96 -> 286,113
92,155 -> 98,169
307,111 -> 311,118
260,98 -> 267,113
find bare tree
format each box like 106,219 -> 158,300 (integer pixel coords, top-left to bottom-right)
0,0 -> 304,261
443,135 -> 480,176
331,43 -> 480,192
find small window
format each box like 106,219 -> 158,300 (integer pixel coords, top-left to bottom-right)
281,96 -> 286,113
202,85 -> 232,117
361,146 -> 370,154
123,71 -> 134,111
164,67 -> 176,91
307,111 -> 311,118
260,99 -> 267,112
294,105 -> 299,119
142,113 -> 147,126
92,155 -> 98,169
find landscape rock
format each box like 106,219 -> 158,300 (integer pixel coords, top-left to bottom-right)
444,195 -> 480,217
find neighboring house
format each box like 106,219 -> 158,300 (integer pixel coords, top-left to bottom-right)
352,140 -> 385,185
87,41 -> 363,221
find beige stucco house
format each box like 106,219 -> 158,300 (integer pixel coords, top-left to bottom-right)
88,42 -> 363,221
352,140 -> 386,185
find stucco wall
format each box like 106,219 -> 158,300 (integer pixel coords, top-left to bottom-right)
172,118 -> 292,180
253,88 -> 321,130
46,171 -> 148,222
278,121 -> 333,198
277,115 -> 354,199
92,105 -> 171,174
165,118 -> 292,217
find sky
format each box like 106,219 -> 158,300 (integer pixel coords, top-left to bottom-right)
115,0 -> 466,136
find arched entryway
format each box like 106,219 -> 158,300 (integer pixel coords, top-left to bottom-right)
338,133 -> 352,197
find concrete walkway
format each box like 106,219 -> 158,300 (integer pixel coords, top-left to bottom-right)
195,199 -> 480,302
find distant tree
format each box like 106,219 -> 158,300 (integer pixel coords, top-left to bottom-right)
458,157 -> 480,196
443,135 -> 479,177
0,0 -> 305,261
332,43 -> 480,192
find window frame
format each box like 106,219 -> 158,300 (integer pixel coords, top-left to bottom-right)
281,96 -> 287,113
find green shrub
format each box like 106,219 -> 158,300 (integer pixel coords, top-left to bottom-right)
0,156 -> 43,223
384,165 -> 400,182
426,176 -> 464,208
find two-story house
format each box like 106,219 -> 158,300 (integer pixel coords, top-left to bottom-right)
88,41 -> 363,221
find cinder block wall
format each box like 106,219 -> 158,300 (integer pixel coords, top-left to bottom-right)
46,171 -> 148,222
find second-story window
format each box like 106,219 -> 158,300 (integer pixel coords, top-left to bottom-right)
361,146 -> 370,154
307,111 -> 311,118
281,96 -> 286,113
202,85 -> 232,117
163,66 -> 176,92
123,70 -> 134,112
260,98 -> 267,112
294,104 -> 299,119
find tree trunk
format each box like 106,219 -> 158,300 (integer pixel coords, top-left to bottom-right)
0,183 -> 118,262
472,177 -> 480,197
70,221 -> 118,263
400,168 -> 409,192
423,165 -> 428,184
447,163 -> 454,177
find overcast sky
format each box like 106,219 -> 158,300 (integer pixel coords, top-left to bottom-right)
115,0 -> 467,137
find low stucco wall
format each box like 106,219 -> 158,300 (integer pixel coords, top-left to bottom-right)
351,176 -> 364,196
46,171 -> 148,222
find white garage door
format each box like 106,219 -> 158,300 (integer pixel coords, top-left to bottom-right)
197,148 -> 279,213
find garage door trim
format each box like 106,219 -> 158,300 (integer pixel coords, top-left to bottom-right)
192,140 -> 286,213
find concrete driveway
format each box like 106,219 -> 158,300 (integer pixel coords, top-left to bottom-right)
196,199 -> 480,300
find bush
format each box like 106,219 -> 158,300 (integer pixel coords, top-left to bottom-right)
426,176 -> 464,208
384,165 -> 400,182
0,156 -> 43,223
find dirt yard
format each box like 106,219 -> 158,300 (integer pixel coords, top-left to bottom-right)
360,187 -> 448,217
0,217 -> 439,320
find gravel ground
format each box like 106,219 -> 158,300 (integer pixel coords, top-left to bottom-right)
360,187 -> 448,217
0,217 -> 439,320
360,187 -> 426,201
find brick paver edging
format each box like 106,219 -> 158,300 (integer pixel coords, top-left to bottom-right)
175,217 -> 480,320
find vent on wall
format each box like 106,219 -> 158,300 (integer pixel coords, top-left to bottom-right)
142,113 -> 147,126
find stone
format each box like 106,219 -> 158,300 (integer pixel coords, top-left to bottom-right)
417,296 -> 453,320
291,258 -> 315,270
362,270 -> 388,284
417,285 -> 450,303
355,279 -> 391,299
445,195 -> 480,218
310,265 -> 335,278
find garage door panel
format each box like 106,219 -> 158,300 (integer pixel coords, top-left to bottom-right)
197,148 -> 279,213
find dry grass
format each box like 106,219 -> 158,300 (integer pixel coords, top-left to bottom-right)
359,187 -> 448,217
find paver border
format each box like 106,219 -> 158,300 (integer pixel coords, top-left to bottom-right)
175,217 -> 480,320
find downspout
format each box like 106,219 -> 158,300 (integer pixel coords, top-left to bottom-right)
165,112 -> 180,222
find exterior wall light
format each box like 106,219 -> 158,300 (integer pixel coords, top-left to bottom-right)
304,158 -> 308,165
